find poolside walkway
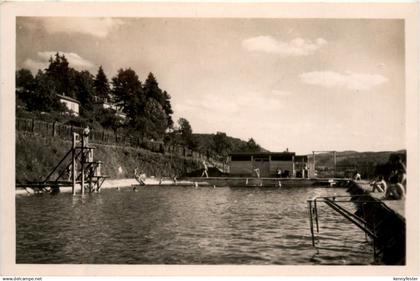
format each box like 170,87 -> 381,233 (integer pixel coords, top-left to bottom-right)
355,180 -> 405,219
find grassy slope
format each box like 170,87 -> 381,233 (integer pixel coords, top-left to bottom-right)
16,132 -> 201,184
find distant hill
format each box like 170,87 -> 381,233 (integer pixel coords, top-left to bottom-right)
314,150 -> 405,166
313,150 -> 406,178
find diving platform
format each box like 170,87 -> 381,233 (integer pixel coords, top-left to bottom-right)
17,130 -> 108,195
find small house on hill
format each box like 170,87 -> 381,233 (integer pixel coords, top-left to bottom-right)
94,96 -> 127,120
57,94 -> 80,116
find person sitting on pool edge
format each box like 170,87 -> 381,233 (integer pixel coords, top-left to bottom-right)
371,176 -> 387,193
384,169 -> 406,200
354,171 -> 362,181
384,183 -> 405,200
134,167 -> 146,185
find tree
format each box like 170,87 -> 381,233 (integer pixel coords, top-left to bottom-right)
45,53 -> 76,98
175,117 -> 198,149
95,107 -> 122,132
143,73 -> 163,102
93,66 -> 111,101
143,73 -> 174,128
134,98 -> 168,140
178,118 -> 192,141
244,138 -> 262,152
28,70 -> 65,112
111,68 -> 145,121
16,69 -> 36,109
74,70 -> 95,116
162,90 -> 174,128
213,132 -> 232,157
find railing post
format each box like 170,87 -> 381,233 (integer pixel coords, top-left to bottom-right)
72,132 -> 77,195
81,134 -> 85,196
308,200 -> 315,246
314,199 -> 319,233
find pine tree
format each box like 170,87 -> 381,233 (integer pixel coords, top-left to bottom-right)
45,53 -> 76,98
93,66 -> 111,101
143,73 -> 164,103
245,138 -> 262,152
143,72 -> 174,128
162,90 -> 174,127
111,68 -> 145,121
74,70 -> 95,116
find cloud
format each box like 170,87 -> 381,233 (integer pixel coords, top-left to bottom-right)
300,71 -> 388,91
242,36 -> 327,56
37,18 -> 124,38
177,91 -> 284,115
21,59 -> 49,74
22,51 -> 95,73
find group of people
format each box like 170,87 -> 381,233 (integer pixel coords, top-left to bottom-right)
370,158 -> 406,200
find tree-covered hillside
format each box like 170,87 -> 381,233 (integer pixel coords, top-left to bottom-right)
16,52 -> 265,160
193,133 -> 267,160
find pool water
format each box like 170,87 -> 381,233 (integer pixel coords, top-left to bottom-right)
16,186 -> 374,264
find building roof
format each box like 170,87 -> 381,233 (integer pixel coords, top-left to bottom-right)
57,94 -> 80,104
295,155 -> 308,161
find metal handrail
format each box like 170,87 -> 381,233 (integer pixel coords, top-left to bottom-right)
307,195 -> 385,250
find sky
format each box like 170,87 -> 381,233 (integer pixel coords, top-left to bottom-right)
16,17 -> 405,154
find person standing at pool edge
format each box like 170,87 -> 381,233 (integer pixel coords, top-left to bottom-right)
254,168 -> 260,178
83,126 -> 90,144
201,161 -> 209,178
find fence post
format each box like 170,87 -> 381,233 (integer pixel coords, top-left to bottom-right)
52,121 -> 56,137
31,118 -> 35,133
102,130 -> 105,142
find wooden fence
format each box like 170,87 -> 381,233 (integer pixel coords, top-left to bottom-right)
16,117 -> 227,171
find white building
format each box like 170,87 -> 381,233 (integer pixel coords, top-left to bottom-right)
57,94 -> 80,116
102,101 -> 126,120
